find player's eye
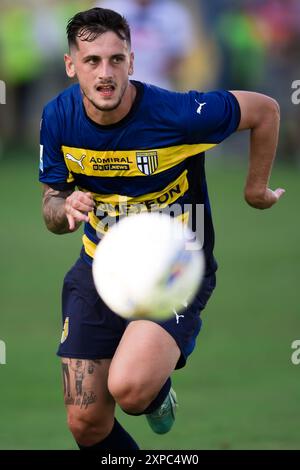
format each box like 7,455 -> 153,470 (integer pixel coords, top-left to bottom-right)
86,57 -> 99,65
112,56 -> 124,64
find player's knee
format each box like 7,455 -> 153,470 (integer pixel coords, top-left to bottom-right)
67,412 -> 113,446
108,376 -> 154,414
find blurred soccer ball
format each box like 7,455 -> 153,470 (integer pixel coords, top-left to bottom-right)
92,212 -> 205,320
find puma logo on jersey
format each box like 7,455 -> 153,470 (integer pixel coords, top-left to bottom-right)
195,100 -> 206,115
173,310 -> 185,324
66,153 -> 86,170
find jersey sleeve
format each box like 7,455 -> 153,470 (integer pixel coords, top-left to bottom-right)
39,102 -> 75,191
185,90 -> 241,144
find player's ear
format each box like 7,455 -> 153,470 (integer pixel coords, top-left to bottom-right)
64,53 -> 76,78
128,51 -> 134,76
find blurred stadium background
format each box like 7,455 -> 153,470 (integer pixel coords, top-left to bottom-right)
0,0 -> 299,450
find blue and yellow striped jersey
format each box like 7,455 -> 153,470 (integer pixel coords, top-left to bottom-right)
39,81 -> 240,274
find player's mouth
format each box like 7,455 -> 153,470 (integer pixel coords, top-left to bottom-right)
96,84 -> 116,98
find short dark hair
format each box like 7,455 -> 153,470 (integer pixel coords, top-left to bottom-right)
67,7 -> 131,49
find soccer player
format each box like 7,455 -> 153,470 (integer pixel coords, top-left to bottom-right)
40,8 -> 285,450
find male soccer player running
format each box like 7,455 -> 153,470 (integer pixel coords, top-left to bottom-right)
40,8 -> 285,450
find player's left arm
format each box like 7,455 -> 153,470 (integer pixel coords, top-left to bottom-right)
231,91 -> 285,209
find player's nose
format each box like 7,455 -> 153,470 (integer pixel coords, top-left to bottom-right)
98,60 -> 113,80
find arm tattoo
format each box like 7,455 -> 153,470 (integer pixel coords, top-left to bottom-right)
42,185 -> 76,234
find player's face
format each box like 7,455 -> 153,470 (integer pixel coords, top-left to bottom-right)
65,31 -> 134,115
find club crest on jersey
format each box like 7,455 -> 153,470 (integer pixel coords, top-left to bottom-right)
136,151 -> 158,176
60,317 -> 69,344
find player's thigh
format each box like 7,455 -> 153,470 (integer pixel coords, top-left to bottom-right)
61,357 -> 115,427
108,320 -> 180,401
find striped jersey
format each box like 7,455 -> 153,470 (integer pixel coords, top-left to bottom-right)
39,81 -> 240,274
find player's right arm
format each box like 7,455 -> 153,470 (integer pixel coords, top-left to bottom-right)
40,100 -> 95,234
42,184 -> 95,234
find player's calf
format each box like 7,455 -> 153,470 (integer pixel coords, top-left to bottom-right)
108,375 -> 158,414
67,410 -> 114,446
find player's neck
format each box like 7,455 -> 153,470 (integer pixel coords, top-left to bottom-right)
83,82 -> 137,126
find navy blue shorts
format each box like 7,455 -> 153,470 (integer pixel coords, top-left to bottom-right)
57,257 -> 216,369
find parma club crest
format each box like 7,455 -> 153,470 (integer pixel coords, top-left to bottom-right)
136,151 -> 158,175
60,317 -> 69,344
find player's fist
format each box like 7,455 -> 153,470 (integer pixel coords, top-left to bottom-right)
65,191 -> 95,231
245,187 -> 285,210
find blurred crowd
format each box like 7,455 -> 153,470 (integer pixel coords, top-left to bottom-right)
0,0 -> 299,163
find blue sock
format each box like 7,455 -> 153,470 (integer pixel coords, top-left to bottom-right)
77,419 -> 139,450
144,377 -> 171,414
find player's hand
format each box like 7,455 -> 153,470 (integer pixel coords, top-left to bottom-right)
245,187 -> 285,209
65,191 -> 95,231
